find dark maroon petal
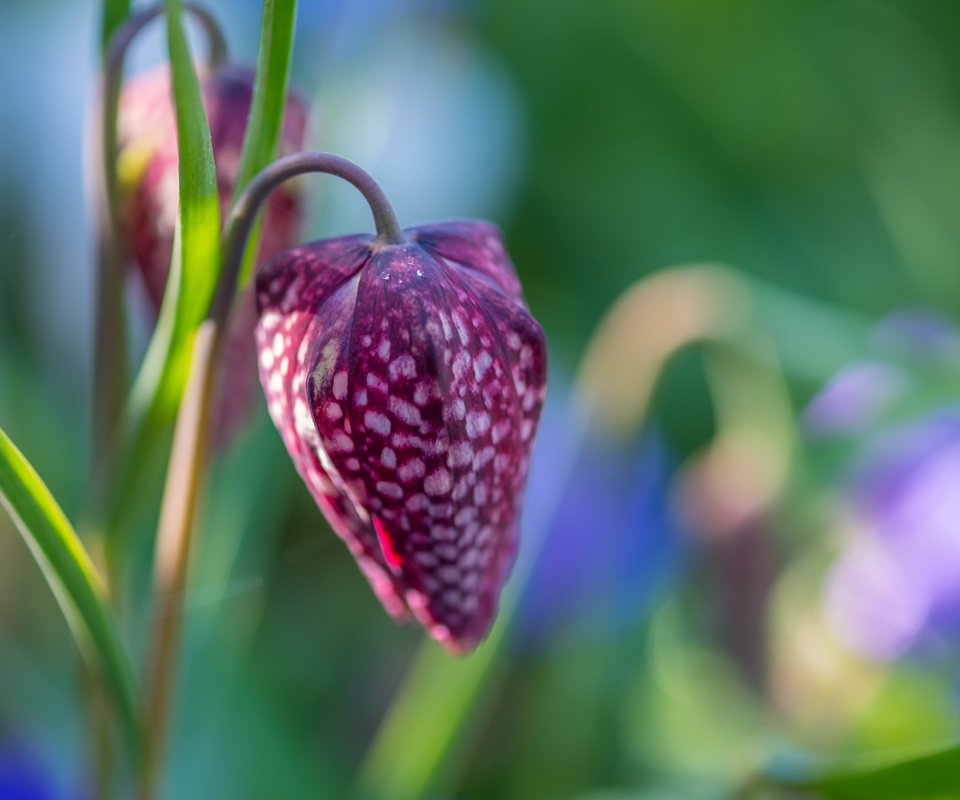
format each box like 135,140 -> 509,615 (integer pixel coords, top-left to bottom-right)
256,220 -> 546,652
411,220 -> 522,301
256,238 -> 410,620
304,235 -> 545,651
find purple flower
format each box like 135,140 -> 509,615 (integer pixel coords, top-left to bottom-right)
805,311 -> 960,660
870,309 -> 960,363
118,63 -> 307,309
117,63 -> 308,445
255,221 -> 547,652
0,740 -> 58,800
802,361 -> 909,438
516,423 -> 684,643
823,410 -> 960,660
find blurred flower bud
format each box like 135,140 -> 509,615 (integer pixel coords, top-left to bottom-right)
255,221 -> 546,652
116,63 -> 307,445
824,410 -> 960,660
804,313 -> 960,660
802,361 -> 910,438
117,63 -> 307,308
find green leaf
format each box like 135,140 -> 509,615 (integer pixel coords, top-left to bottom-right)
130,0 -> 221,420
780,744 -> 960,800
358,624 -> 507,800
233,0 -> 299,287
105,0 -> 298,545
0,427 -> 141,756
107,0 -> 222,544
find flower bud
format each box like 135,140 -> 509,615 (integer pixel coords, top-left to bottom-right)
255,221 -> 546,652
117,63 -> 307,308
117,63 -> 307,444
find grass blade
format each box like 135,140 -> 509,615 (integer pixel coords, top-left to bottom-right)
106,0 -> 298,546
233,0 -> 299,287
105,0 -> 223,552
359,625 -> 507,800
770,743 -> 960,800
0,427 -> 141,756
129,0 -> 221,425
101,0 -> 132,54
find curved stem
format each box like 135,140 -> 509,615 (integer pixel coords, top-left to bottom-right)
210,151 -> 406,324
106,3 -> 226,97
102,2 -> 227,241
92,2 -> 227,493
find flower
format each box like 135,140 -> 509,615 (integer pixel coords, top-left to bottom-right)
117,63 -> 308,444
823,409 -> 960,660
515,420 -> 684,646
0,739 -> 58,800
805,311 -> 960,660
117,63 -> 307,308
801,360 -> 910,438
255,221 -> 546,652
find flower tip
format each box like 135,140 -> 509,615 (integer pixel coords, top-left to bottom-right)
435,631 -> 476,656
427,619 -> 489,655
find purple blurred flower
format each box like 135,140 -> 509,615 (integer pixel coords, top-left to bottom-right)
824,409 -> 960,660
808,311 -> 960,661
803,309 -> 960,440
0,741 -> 57,800
515,420 -> 685,644
802,361 -> 909,438
870,309 -> 960,362
118,63 -> 307,310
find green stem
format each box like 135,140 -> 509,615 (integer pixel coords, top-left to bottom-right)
140,320 -> 220,800
93,7 -> 230,796
0,427 -> 143,769
92,1 -> 227,502
101,0 -> 132,55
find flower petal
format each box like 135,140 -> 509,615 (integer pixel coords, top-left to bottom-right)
256,238 -> 410,620
308,239 -> 546,651
411,220 -> 522,301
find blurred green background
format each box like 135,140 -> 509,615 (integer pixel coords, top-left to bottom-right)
4,0 -> 960,798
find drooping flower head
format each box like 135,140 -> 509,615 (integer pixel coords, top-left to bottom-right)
117,63 -> 307,308
255,221 -> 546,652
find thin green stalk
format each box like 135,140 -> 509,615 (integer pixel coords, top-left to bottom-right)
98,4 -> 229,593
136,0 -> 223,789
140,320 -> 220,800
101,0 -> 132,54
137,3 -> 304,794
90,11 -> 229,791
92,3 -> 226,503
232,0 -> 299,287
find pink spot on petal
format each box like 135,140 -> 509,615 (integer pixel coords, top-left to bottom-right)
374,516 -> 404,570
